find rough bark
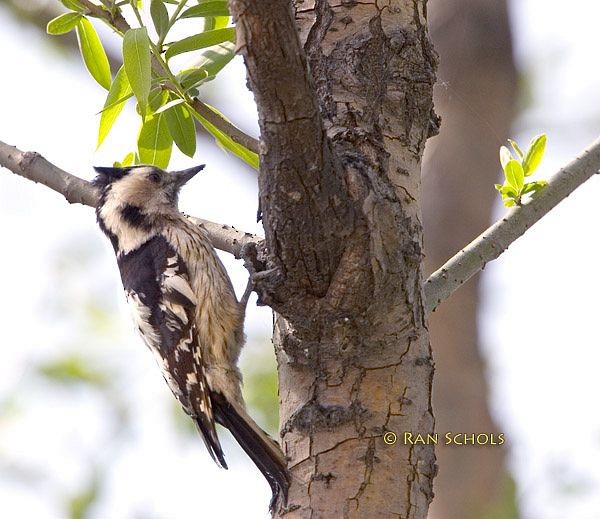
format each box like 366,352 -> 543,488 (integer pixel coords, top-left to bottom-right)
229,0 -> 438,516
422,0 -> 516,516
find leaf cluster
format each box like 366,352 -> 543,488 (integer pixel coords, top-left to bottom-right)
496,134 -> 548,207
47,0 -> 256,169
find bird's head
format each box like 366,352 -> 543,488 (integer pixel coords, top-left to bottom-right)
93,164 -> 204,214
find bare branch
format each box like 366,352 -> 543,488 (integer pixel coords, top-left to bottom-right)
78,0 -> 259,155
186,217 -> 261,259
0,142 -> 97,206
0,140 -> 260,259
425,136 -> 600,314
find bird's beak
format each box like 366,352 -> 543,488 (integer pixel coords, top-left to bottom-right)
170,165 -> 205,187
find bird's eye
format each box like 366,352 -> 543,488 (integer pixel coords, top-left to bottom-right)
148,172 -> 161,183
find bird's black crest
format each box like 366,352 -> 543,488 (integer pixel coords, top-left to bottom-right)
92,165 -> 141,190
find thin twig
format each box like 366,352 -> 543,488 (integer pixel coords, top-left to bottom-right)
0,140 -> 261,259
79,0 -> 129,34
425,136 -> 600,314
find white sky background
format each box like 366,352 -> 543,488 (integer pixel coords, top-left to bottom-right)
481,1 -> 600,518
0,1 -> 598,518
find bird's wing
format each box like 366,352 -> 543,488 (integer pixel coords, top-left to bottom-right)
118,235 -> 226,468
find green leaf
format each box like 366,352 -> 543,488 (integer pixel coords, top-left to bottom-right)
121,152 -> 136,167
143,89 -> 169,117
499,146 -> 513,171
136,88 -> 168,117
138,112 -> 173,168
123,28 -> 152,116
113,151 -> 136,167
76,18 -> 112,90
165,27 -> 235,60
181,2 -> 230,18
97,66 -> 133,148
60,0 -> 85,12
178,69 -> 210,91
191,104 -> 258,169
504,199 -> 517,207
522,133 -> 547,176
164,100 -> 197,157
203,15 -> 231,32
204,17 -> 216,31
97,91 -> 134,115
504,159 -> 524,191
212,16 -> 230,29
193,41 -> 235,80
154,97 -> 186,114
151,0 -> 170,39
47,12 -> 82,35
508,139 -> 524,159
521,180 -> 547,196
498,184 -> 518,199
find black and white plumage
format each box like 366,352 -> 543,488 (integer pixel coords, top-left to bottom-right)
93,164 -> 288,505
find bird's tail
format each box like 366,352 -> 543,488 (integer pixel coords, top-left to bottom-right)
211,392 -> 289,509
194,407 -> 228,470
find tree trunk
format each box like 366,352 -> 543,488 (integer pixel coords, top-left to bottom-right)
229,1 -> 438,516
422,1 -> 517,517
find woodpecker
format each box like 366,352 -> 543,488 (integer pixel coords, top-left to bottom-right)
93,164 -> 288,506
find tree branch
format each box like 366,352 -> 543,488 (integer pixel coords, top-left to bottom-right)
79,0 -> 130,34
228,0 -> 354,308
0,140 -> 260,259
4,131 -> 599,315
78,0 -> 259,155
425,136 -> 600,314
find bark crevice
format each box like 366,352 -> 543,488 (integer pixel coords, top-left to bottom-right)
230,0 -> 437,516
